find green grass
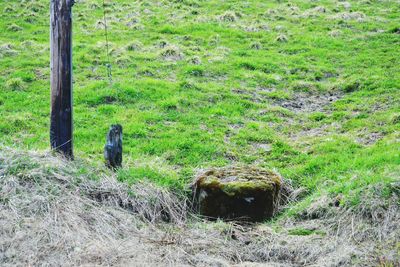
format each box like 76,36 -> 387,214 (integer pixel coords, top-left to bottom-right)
0,0 -> 399,208
288,228 -> 326,236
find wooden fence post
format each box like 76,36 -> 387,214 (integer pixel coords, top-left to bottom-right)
50,0 -> 74,158
104,124 -> 123,169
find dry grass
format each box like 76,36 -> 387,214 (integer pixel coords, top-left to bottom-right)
0,147 -> 398,266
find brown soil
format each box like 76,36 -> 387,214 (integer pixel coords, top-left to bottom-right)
274,91 -> 343,113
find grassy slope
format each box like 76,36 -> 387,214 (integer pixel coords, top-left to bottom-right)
0,0 -> 399,207
1,148 -> 397,266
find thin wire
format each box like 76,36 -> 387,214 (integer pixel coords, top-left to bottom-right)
102,0 -> 112,84
52,139 -> 72,150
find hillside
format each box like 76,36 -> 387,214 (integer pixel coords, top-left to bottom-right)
0,147 -> 399,266
0,0 -> 399,265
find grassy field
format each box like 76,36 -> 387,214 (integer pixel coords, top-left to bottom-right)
0,0 -> 399,210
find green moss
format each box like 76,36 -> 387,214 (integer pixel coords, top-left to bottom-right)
199,176 -> 220,187
197,166 -> 281,196
221,180 -> 276,196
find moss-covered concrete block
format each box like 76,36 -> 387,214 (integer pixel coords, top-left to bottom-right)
194,166 -> 281,222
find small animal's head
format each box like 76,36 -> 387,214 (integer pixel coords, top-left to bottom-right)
107,124 -> 123,142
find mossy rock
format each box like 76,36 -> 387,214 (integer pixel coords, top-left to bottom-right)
193,166 -> 281,222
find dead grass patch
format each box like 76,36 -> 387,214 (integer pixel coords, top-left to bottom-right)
0,148 -> 398,266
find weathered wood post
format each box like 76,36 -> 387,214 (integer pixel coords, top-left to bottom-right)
50,0 -> 74,158
104,124 -> 123,169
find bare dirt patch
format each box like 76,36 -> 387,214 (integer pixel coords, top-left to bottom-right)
231,88 -> 343,115
274,91 -> 343,114
356,131 -> 385,146
288,122 -> 341,144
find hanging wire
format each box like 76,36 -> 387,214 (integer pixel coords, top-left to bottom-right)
102,0 -> 112,84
